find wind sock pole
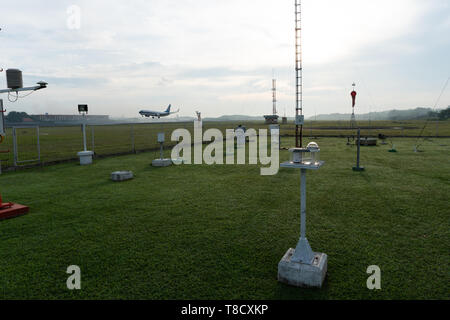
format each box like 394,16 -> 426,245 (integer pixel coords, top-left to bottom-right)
352,85 -> 364,171
350,83 -> 357,129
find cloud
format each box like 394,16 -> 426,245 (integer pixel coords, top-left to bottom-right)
0,0 -> 449,117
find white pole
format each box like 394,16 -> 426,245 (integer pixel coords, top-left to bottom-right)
83,114 -> 87,151
300,168 -> 306,239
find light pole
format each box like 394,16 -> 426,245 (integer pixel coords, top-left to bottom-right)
76,104 -> 94,165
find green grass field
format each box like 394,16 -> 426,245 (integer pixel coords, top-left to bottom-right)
1,120 -> 449,169
0,136 -> 448,299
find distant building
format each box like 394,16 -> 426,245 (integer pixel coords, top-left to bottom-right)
264,114 -> 279,124
31,114 -> 109,122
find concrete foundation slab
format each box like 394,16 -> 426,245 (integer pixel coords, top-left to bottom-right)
278,248 -> 327,288
111,171 -> 134,182
152,158 -> 172,167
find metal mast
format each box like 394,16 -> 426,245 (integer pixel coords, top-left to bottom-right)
272,79 -> 277,115
295,0 -> 303,147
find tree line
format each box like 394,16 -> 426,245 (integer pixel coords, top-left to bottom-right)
428,107 -> 450,120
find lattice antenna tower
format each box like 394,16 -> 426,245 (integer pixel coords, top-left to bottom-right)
272,78 -> 277,115
295,0 -> 303,147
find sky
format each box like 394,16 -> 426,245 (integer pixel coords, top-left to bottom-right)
0,0 -> 449,118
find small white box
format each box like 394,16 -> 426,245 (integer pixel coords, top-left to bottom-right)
152,158 -> 172,167
111,171 -> 134,182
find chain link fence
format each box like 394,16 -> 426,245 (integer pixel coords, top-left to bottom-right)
0,120 -> 448,172
0,122 -> 196,171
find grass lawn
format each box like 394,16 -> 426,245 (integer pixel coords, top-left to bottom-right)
0,137 -> 449,299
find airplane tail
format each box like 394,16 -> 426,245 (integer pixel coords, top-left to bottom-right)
165,104 -> 171,113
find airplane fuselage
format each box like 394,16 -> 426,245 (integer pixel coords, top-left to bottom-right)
139,110 -> 170,118
139,104 -> 178,119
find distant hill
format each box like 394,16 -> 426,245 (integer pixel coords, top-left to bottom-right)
309,107 -> 443,121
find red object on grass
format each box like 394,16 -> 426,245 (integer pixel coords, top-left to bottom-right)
0,194 -> 29,220
351,90 -> 357,107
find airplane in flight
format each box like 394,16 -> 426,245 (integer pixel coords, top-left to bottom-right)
139,104 -> 179,119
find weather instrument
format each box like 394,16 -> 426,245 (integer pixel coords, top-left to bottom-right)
0,68 -> 47,96
279,142 -> 327,288
350,83 -> 357,129
152,132 -> 172,167
277,0 -> 329,288
0,68 -> 47,220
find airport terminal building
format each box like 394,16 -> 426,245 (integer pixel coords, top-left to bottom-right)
31,114 -> 109,122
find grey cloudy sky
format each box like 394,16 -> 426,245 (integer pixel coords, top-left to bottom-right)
0,0 -> 449,118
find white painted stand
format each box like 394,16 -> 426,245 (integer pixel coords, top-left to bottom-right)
152,133 -> 172,167
278,159 -> 327,288
77,119 -> 93,165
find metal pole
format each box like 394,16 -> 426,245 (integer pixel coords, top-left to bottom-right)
82,123 -> 87,151
300,168 -> 306,239
131,124 -> 135,153
291,167 -> 314,264
436,121 -> 439,138
160,142 -> 163,159
91,126 -> 95,153
13,127 -> 17,167
356,128 -> 361,168
37,126 -> 41,163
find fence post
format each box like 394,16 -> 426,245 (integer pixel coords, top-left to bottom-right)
12,127 -> 17,167
131,124 -> 135,153
37,126 -> 41,164
91,126 -> 95,154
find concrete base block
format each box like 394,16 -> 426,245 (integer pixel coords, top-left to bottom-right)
278,248 -> 327,288
77,151 -> 94,165
152,158 -> 172,167
111,171 -> 134,182
171,158 -> 184,165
